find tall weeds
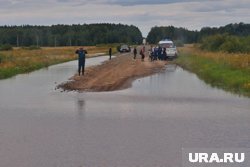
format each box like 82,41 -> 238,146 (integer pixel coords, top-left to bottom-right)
177,45 -> 250,97
0,46 -> 113,79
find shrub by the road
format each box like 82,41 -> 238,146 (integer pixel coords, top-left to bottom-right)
21,45 -> 41,50
174,40 -> 184,47
0,44 -> 13,51
0,54 -> 3,63
200,34 -> 250,53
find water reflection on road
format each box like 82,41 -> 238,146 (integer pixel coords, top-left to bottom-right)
0,58 -> 249,167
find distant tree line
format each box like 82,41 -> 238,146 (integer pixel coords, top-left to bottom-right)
147,26 -> 198,44
1,22 -> 250,47
0,23 -> 143,47
147,23 -> 250,44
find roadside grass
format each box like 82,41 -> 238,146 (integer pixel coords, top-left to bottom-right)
0,45 -> 115,79
176,45 -> 250,97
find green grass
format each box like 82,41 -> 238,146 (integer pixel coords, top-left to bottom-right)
175,53 -> 250,97
0,45 -> 114,79
0,58 -> 74,79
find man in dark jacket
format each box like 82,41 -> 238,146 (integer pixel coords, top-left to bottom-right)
158,46 -> 162,60
75,47 -> 87,76
133,47 -> 137,59
153,47 -> 158,61
162,47 -> 167,60
109,48 -> 112,60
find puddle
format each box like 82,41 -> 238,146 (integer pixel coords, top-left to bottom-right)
0,60 -> 249,167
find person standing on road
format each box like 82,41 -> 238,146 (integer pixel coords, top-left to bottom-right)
140,46 -> 145,61
109,47 -> 112,60
75,47 -> 87,76
153,47 -> 158,61
158,46 -> 162,60
133,47 -> 137,59
163,47 -> 167,60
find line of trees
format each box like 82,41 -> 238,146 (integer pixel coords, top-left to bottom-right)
0,23 -> 143,47
147,23 -> 250,44
1,22 -> 250,47
147,26 -> 199,44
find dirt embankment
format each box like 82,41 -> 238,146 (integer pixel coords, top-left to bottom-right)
59,52 -> 167,92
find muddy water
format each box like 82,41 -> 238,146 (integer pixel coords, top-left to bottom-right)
0,59 -> 249,167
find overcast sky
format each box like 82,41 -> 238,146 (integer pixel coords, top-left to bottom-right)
0,0 -> 250,36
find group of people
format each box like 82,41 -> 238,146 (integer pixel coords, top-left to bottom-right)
75,45 -> 167,76
150,46 -> 168,61
133,46 -> 168,62
133,46 -> 145,61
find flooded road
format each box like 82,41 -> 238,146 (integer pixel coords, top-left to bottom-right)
0,57 -> 249,167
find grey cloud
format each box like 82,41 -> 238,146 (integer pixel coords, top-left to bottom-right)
191,0 -> 250,13
54,0 -> 217,6
108,0 -> 202,6
0,0 -> 249,36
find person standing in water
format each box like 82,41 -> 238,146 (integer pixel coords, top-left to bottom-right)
109,47 -> 112,60
75,47 -> 87,76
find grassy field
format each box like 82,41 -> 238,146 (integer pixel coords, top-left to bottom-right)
176,45 -> 250,97
0,45 -> 116,79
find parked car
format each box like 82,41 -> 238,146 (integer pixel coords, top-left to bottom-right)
119,44 -> 131,53
158,39 -> 178,59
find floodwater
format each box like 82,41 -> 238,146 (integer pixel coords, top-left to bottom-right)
0,57 -> 249,167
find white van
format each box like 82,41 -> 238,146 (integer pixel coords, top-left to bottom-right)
158,39 -> 178,58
